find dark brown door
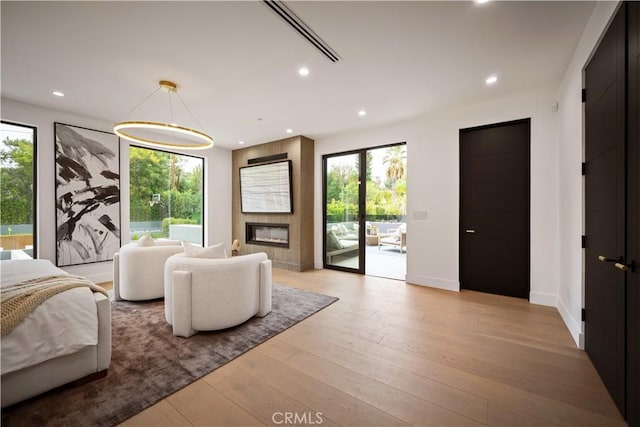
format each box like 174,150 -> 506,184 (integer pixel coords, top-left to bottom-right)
627,3 -> 639,425
584,3 -> 628,418
460,119 -> 530,299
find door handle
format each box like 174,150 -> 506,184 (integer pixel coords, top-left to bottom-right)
598,255 -> 622,263
614,261 -> 635,272
465,229 -> 476,234
599,255 -> 635,272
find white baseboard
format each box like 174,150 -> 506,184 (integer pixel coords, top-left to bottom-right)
524,292 -> 584,350
529,292 -> 556,307
556,296 -> 583,349
405,274 -> 460,292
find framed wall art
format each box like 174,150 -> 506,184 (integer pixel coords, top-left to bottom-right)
239,160 -> 293,214
55,122 -> 120,266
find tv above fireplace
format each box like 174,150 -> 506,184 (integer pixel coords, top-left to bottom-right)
240,160 -> 293,214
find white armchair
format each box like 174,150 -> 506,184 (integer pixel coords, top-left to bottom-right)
164,252 -> 272,338
113,239 -> 183,301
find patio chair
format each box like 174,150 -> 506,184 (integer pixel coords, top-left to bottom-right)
378,223 -> 406,253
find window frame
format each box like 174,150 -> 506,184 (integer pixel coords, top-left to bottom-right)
128,144 -> 205,245
0,120 -> 38,258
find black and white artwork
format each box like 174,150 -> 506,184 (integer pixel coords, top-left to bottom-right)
55,123 -> 120,266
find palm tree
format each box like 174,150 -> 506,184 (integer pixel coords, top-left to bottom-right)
383,145 -> 406,202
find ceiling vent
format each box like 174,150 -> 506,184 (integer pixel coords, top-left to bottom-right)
263,0 -> 341,63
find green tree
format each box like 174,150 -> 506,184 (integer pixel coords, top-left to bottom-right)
383,145 -> 406,202
0,138 -> 34,225
326,163 -> 359,221
129,146 -> 203,228
129,147 -> 171,221
182,164 -> 203,195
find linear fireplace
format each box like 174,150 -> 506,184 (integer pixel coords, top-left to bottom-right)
246,222 -> 290,248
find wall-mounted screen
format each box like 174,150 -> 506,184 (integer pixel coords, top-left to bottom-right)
240,160 -> 293,214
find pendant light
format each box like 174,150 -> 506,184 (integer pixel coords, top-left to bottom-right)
114,80 -> 213,150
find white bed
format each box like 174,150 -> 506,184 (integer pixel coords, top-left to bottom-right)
1,259 -> 111,407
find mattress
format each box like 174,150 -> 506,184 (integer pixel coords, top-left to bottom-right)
1,259 -> 99,375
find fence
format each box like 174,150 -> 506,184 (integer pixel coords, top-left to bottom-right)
130,221 -> 163,236
0,234 -> 33,250
0,224 -> 32,235
326,214 -> 405,224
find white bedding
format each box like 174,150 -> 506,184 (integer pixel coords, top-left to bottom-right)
1,259 -> 99,375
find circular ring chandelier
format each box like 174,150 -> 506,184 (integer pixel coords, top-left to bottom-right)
113,80 -> 213,150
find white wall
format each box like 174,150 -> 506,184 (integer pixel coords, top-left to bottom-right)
312,1 -> 620,348
1,97 -> 232,284
314,85 -> 561,304
556,1 -> 619,348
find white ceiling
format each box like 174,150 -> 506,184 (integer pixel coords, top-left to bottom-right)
1,1 -> 595,150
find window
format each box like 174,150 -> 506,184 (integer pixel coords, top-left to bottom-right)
0,121 -> 37,259
129,146 -> 204,244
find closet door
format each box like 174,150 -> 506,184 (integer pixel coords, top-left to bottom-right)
626,2 -> 639,425
584,3 -> 631,418
459,119 -> 530,299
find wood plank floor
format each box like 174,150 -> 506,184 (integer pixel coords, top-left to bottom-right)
117,268 -> 626,426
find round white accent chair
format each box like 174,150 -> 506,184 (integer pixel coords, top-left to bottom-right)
113,239 -> 183,301
164,252 -> 272,338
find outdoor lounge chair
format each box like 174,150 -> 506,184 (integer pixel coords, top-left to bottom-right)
326,230 -> 359,263
378,223 -> 406,253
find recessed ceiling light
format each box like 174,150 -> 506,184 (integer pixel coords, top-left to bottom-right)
298,67 -> 310,76
475,0 -> 490,4
358,110 -> 367,117
485,75 -> 498,85
286,129 -> 293,134
52,91 -> 65,97
238,141 -> 245,145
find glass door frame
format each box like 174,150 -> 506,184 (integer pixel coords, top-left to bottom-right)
322,141 -> 408,275
322,149 -> 366,273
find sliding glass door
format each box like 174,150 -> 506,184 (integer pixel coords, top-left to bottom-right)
323,151 -> 364,273
365,144 -> 407,280
323,143 -> 407,279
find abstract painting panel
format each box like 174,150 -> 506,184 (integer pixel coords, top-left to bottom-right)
239,160 -> 293,213
55,123 -> 120,266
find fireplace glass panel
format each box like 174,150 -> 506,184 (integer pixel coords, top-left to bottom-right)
246,223 -> 289,248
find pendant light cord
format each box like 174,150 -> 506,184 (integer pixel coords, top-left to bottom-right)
176,92 -> 207,133
117,86 -> 162,121
169,91 -> 174,124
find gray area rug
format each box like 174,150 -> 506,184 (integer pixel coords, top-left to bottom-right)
1,283 -> 338,426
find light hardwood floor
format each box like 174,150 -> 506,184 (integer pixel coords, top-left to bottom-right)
117,268 -> 626,426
